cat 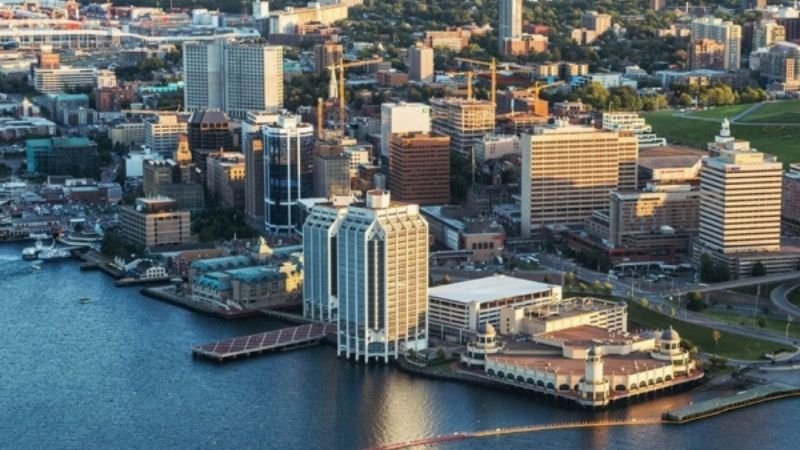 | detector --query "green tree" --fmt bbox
[751,261,767,277]
[564,271,575,286]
